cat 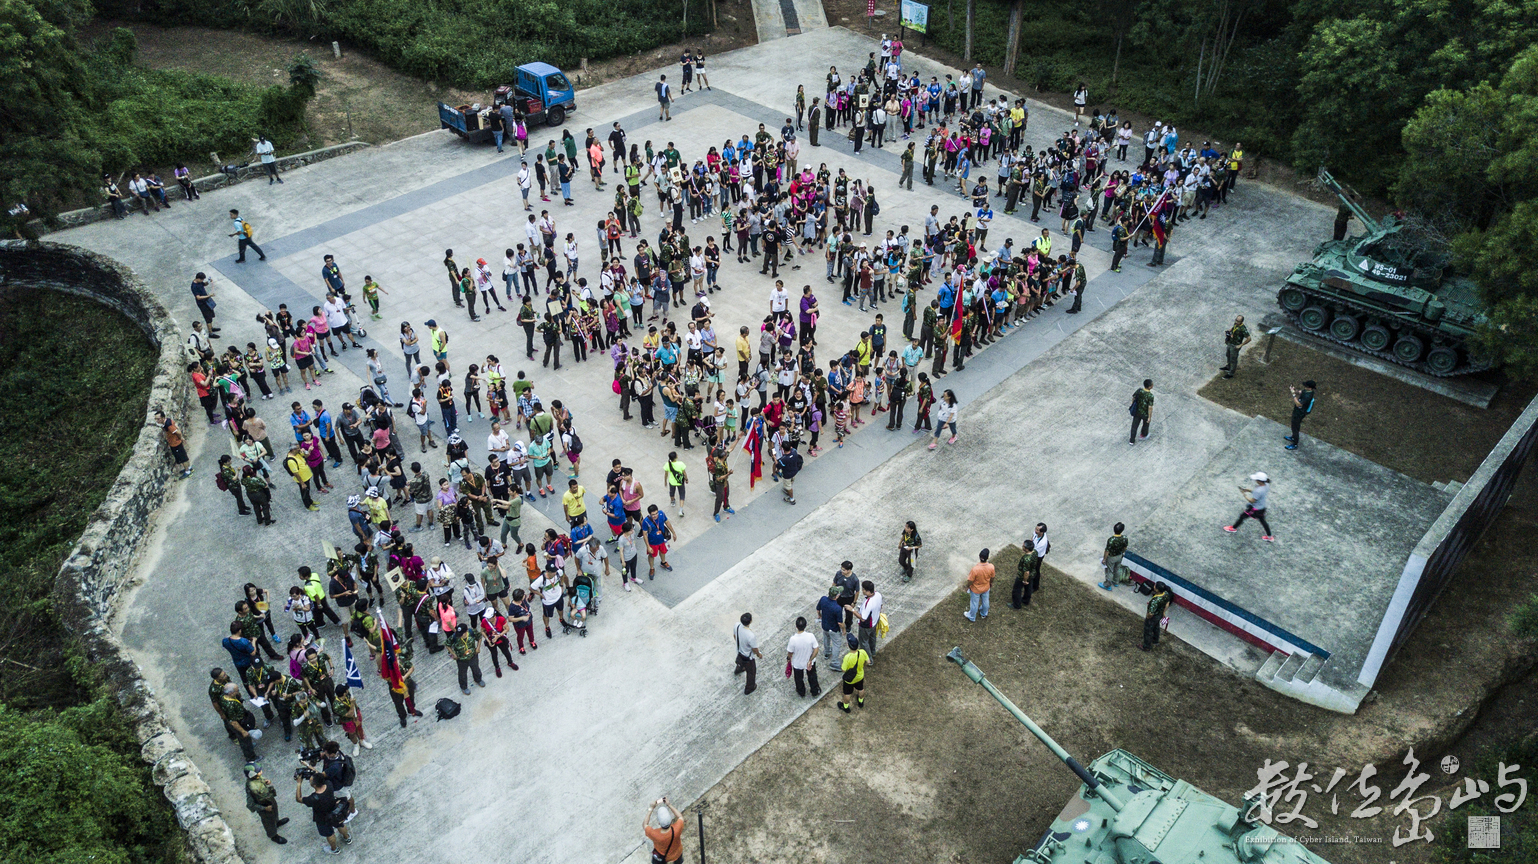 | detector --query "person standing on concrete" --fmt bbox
[856,581,884,659]
[1221,315,1250,379]
[808,98,822,147]
[1099,522,1128,591]
[1224,472,1274,541]
[447,622,486,694]
[733,612,762,695]
[655,74,672,122]
[1141,581,1173,651]
[644,798,686,864]
[816,586,845,664]
[295,772,351,853]
[229,210,266,263]
[1129,379,1154,445]
[244,763,289,844]
[963,548,994,622]
[786,616,821,698]
[1285,380,1316,451]
[897,520,922,582]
